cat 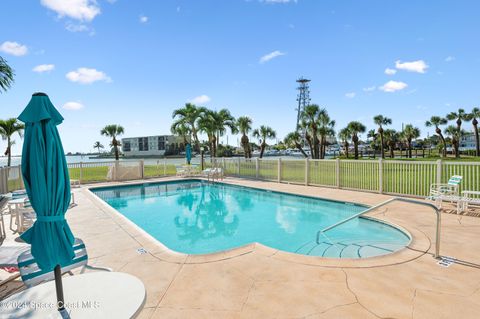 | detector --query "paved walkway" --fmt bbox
[3,177,480,318]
